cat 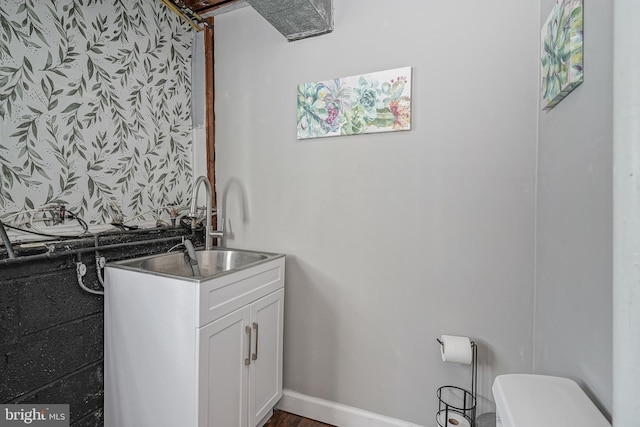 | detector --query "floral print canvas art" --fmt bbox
[541,0,583,110]
[297,67,412,139]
